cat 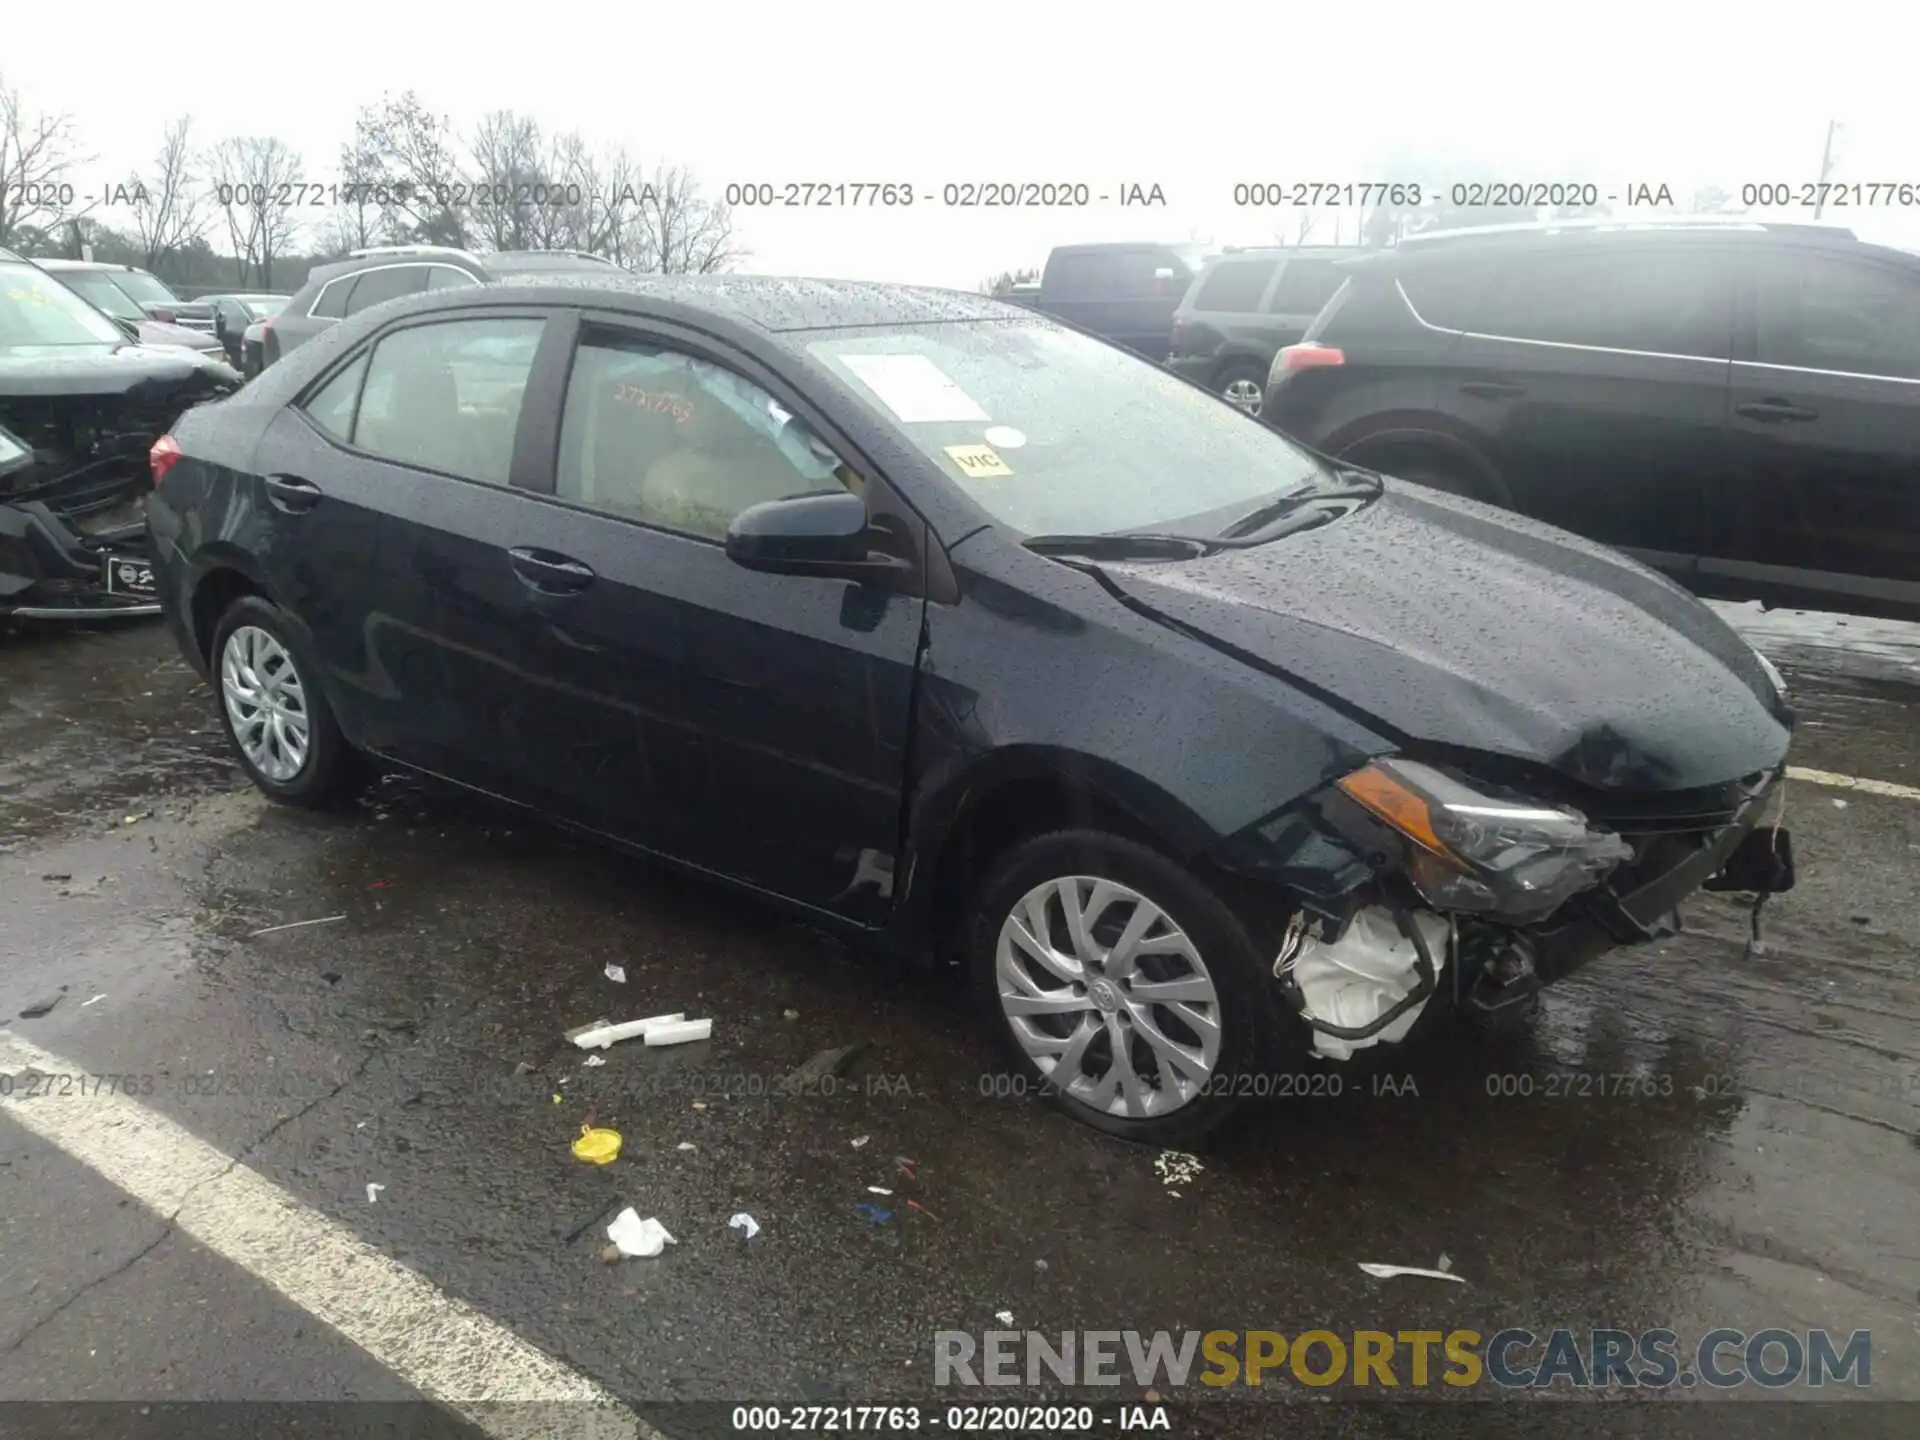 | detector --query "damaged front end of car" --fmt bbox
[0,379,233,622]
[1214,756,1794,1061]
